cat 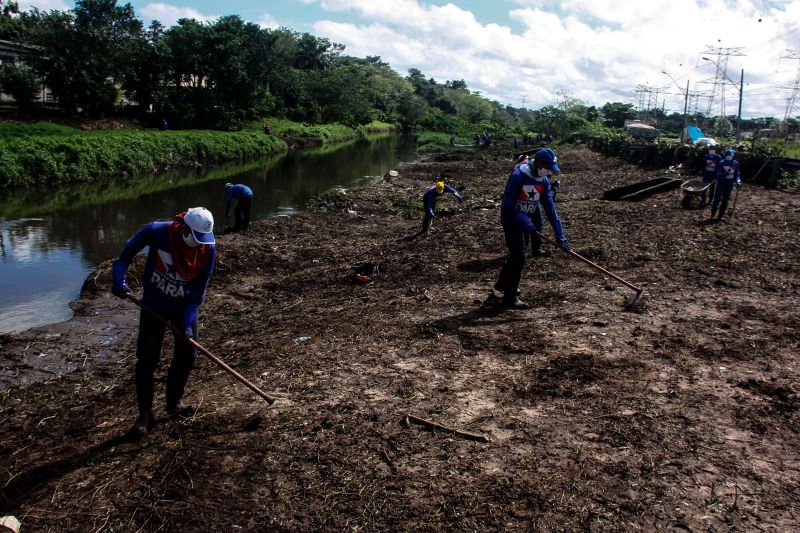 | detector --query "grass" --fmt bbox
[416,132,453,153]
[0,130,287,188]
[0,121,82,138]
[251,118,396,146]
